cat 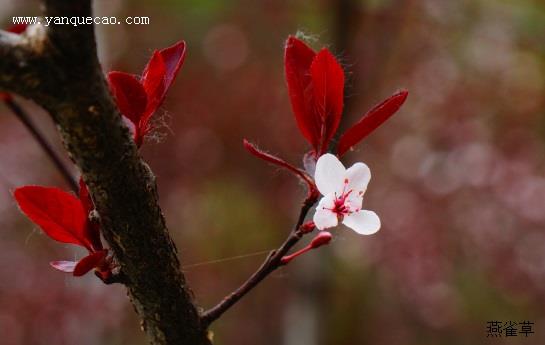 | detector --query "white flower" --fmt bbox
[312,154,380,235]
